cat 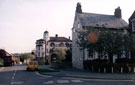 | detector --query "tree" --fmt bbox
[20,53,35,62]
[65,49,72,61]
[55,48,66,61]
[77,27,127,63]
